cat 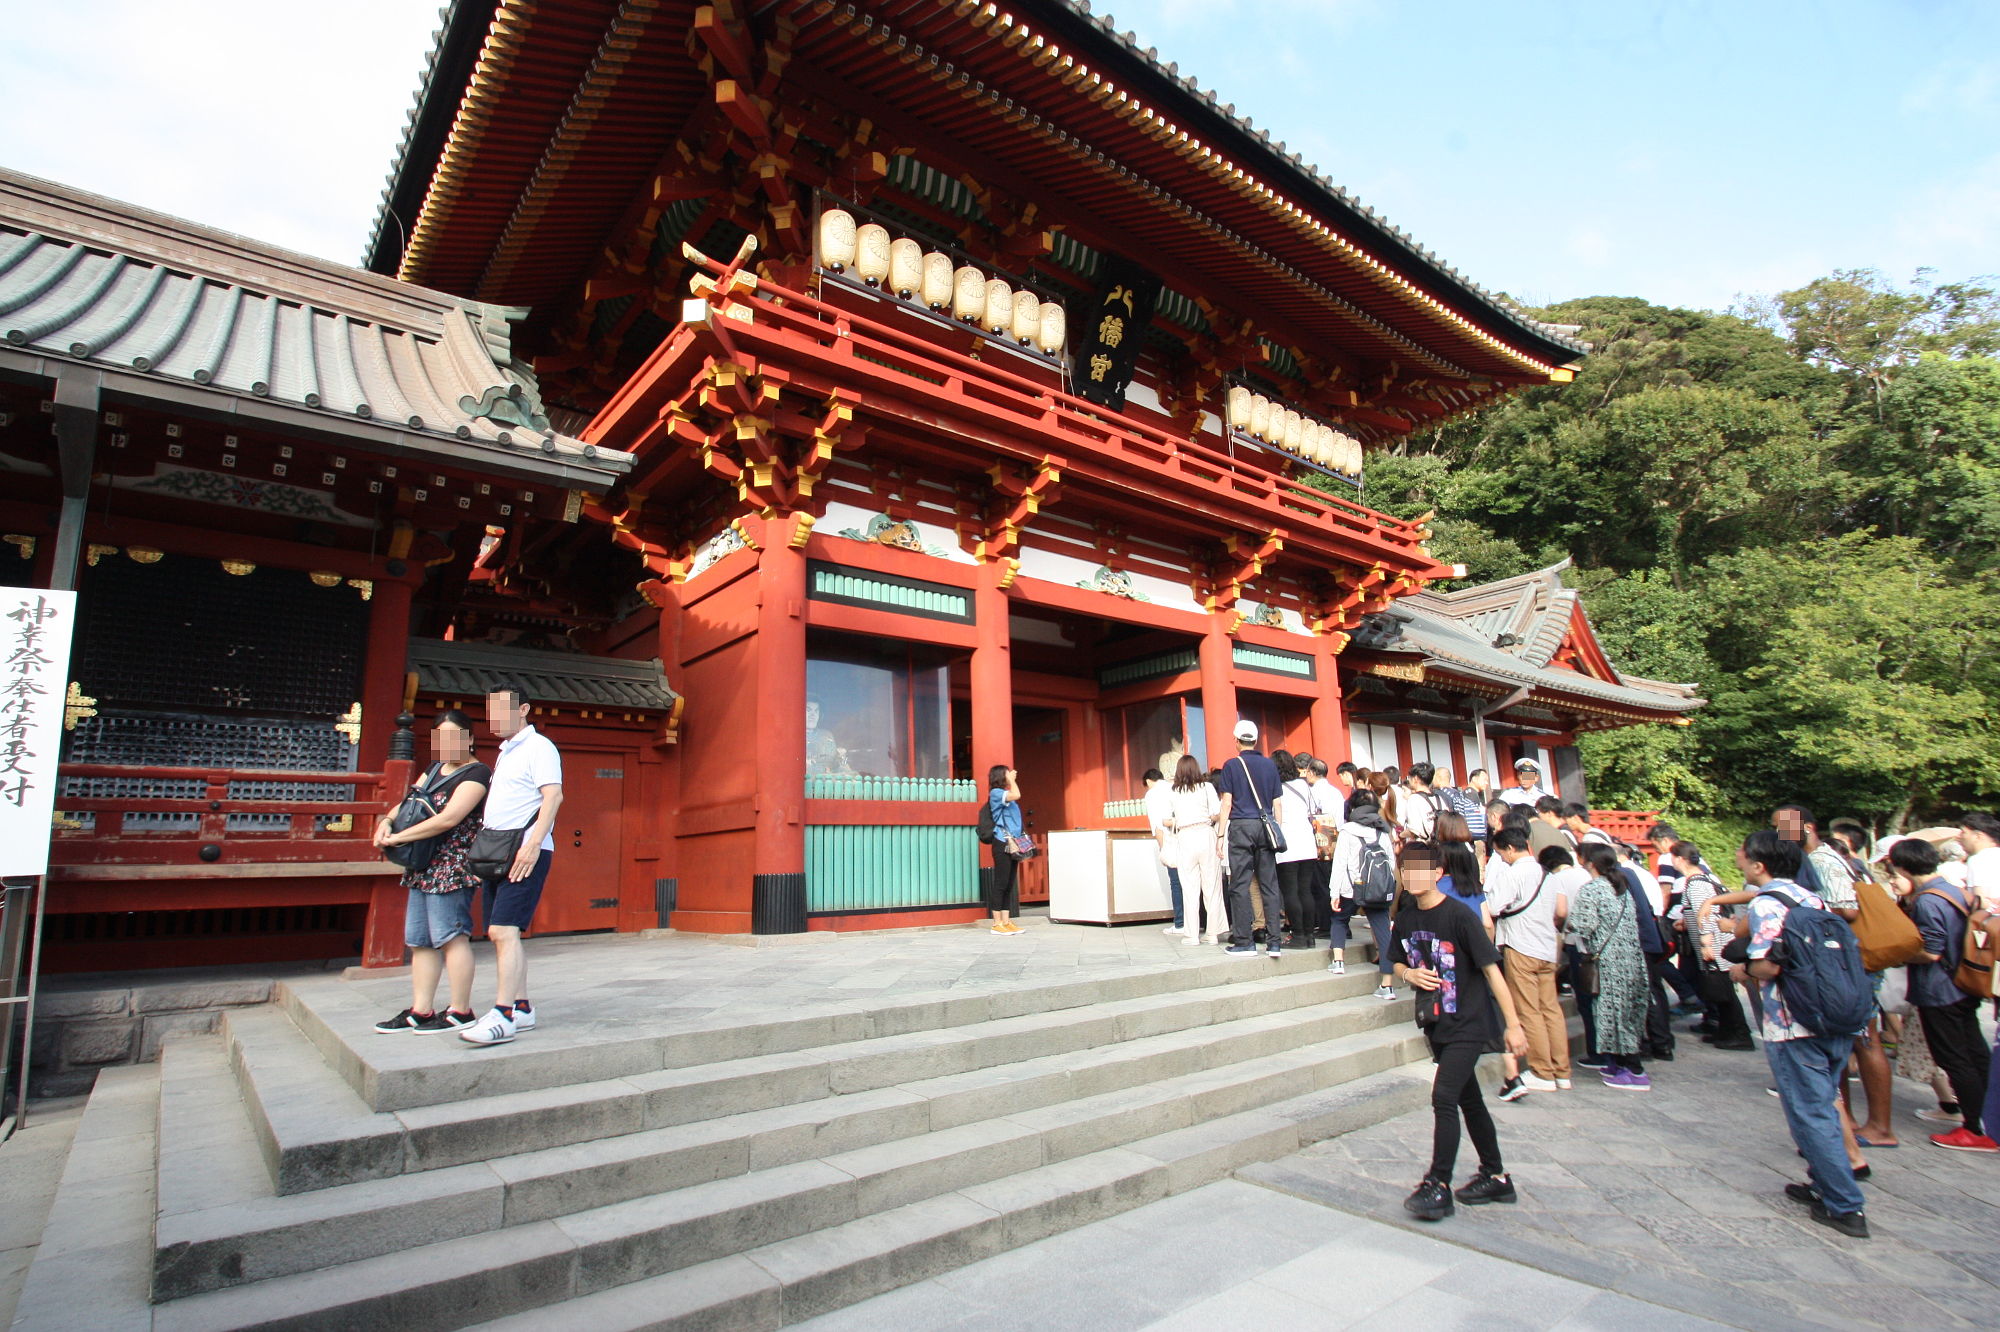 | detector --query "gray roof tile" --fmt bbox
[0,168,631,483]
[407,638,677,712]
